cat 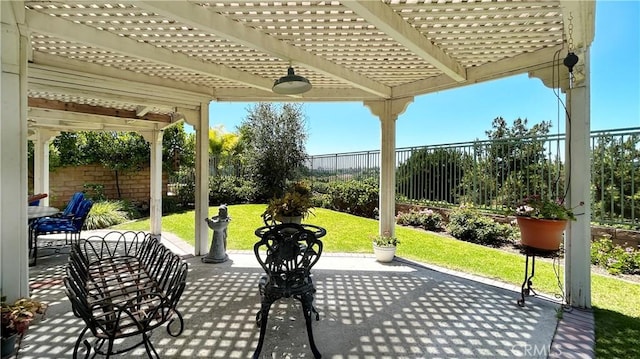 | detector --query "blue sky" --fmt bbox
[208,1,639,155]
